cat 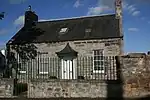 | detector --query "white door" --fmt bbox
[61,59,75,79]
